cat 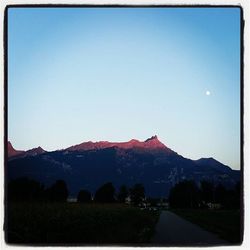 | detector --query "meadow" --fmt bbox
[6,202,159,245]
[172,209,242,244]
